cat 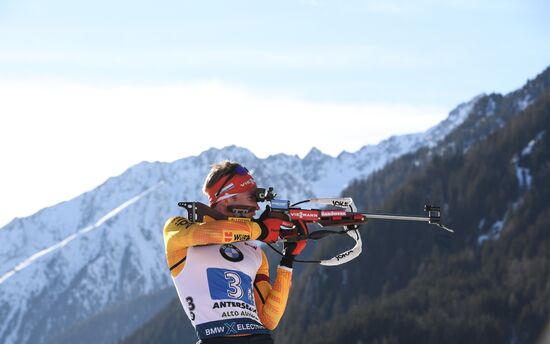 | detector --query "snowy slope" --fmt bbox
[0,92,512,344]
